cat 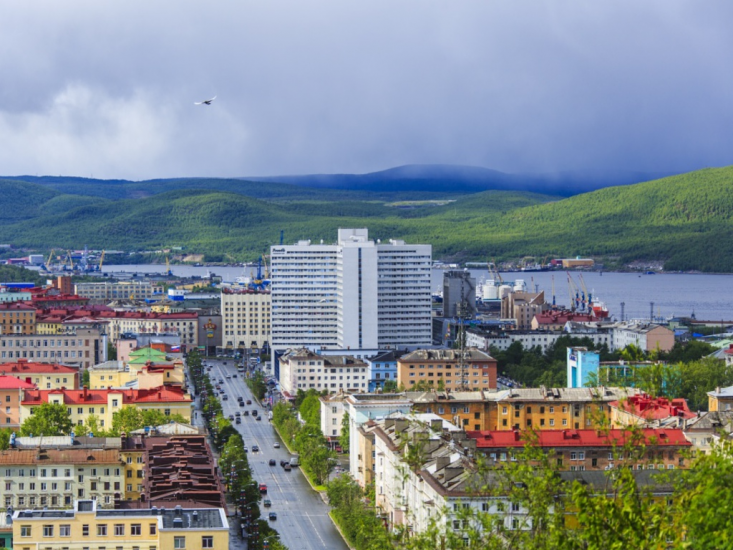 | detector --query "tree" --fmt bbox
[109,406,144,435]
[299,394,321,427]
[76,414,108,437]
[0,428,12,450]
[678,356,733,411]
[339,412,350,452]
[382,379,398,392]
[20,403,73,436]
